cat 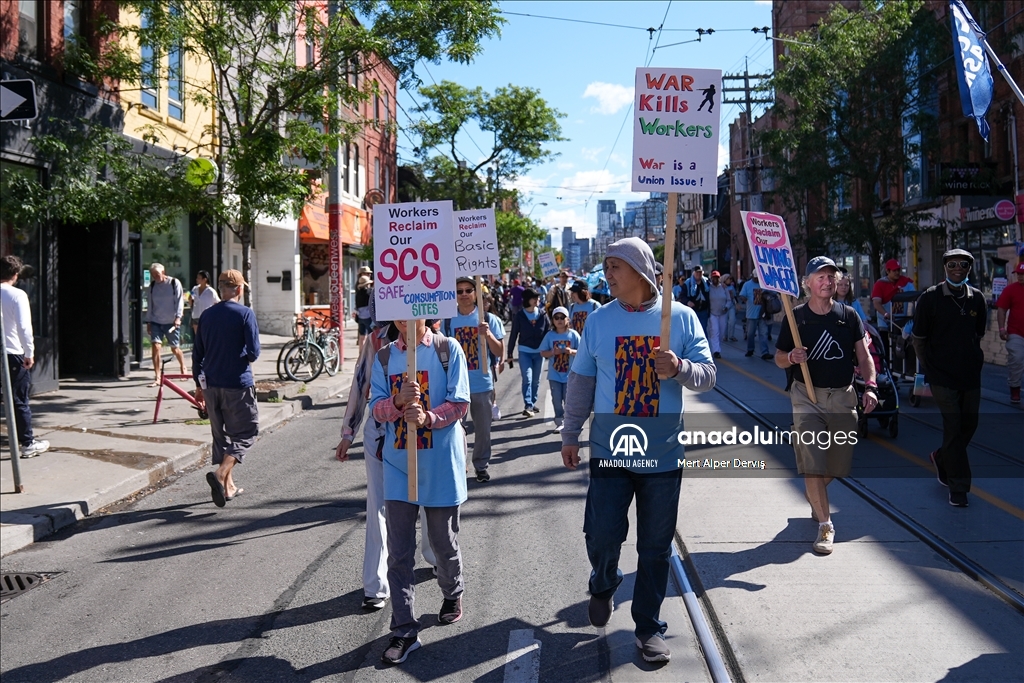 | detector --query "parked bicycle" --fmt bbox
[278,311,340,382]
